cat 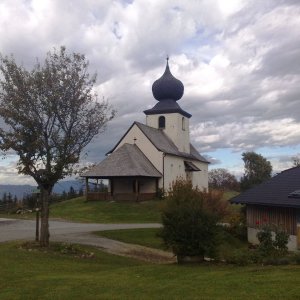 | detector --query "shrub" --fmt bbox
[225,249,252,266]
[256,224,289,257]
[290,253,300,264]
[257,225,274,256]
[227,212,247,240]
[273,227,289,255]
[160,180,227,262]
